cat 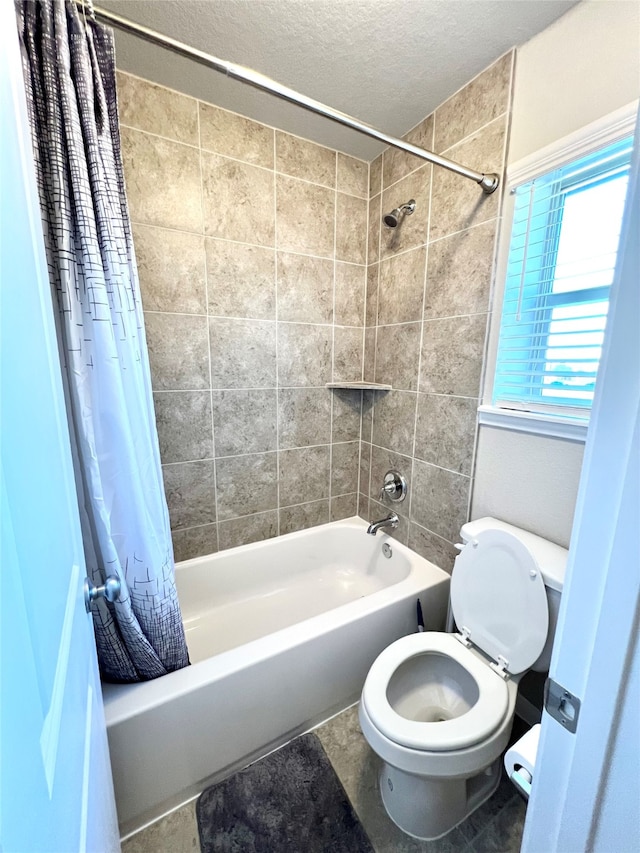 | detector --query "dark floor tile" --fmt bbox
[469,795,526,853]
[317,707,473,853]
[458,771,518,843]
